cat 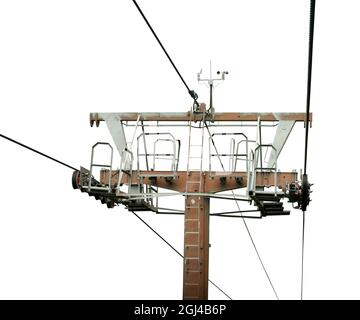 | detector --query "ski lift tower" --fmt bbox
[72,0,316,300]
[72,98,311,299]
